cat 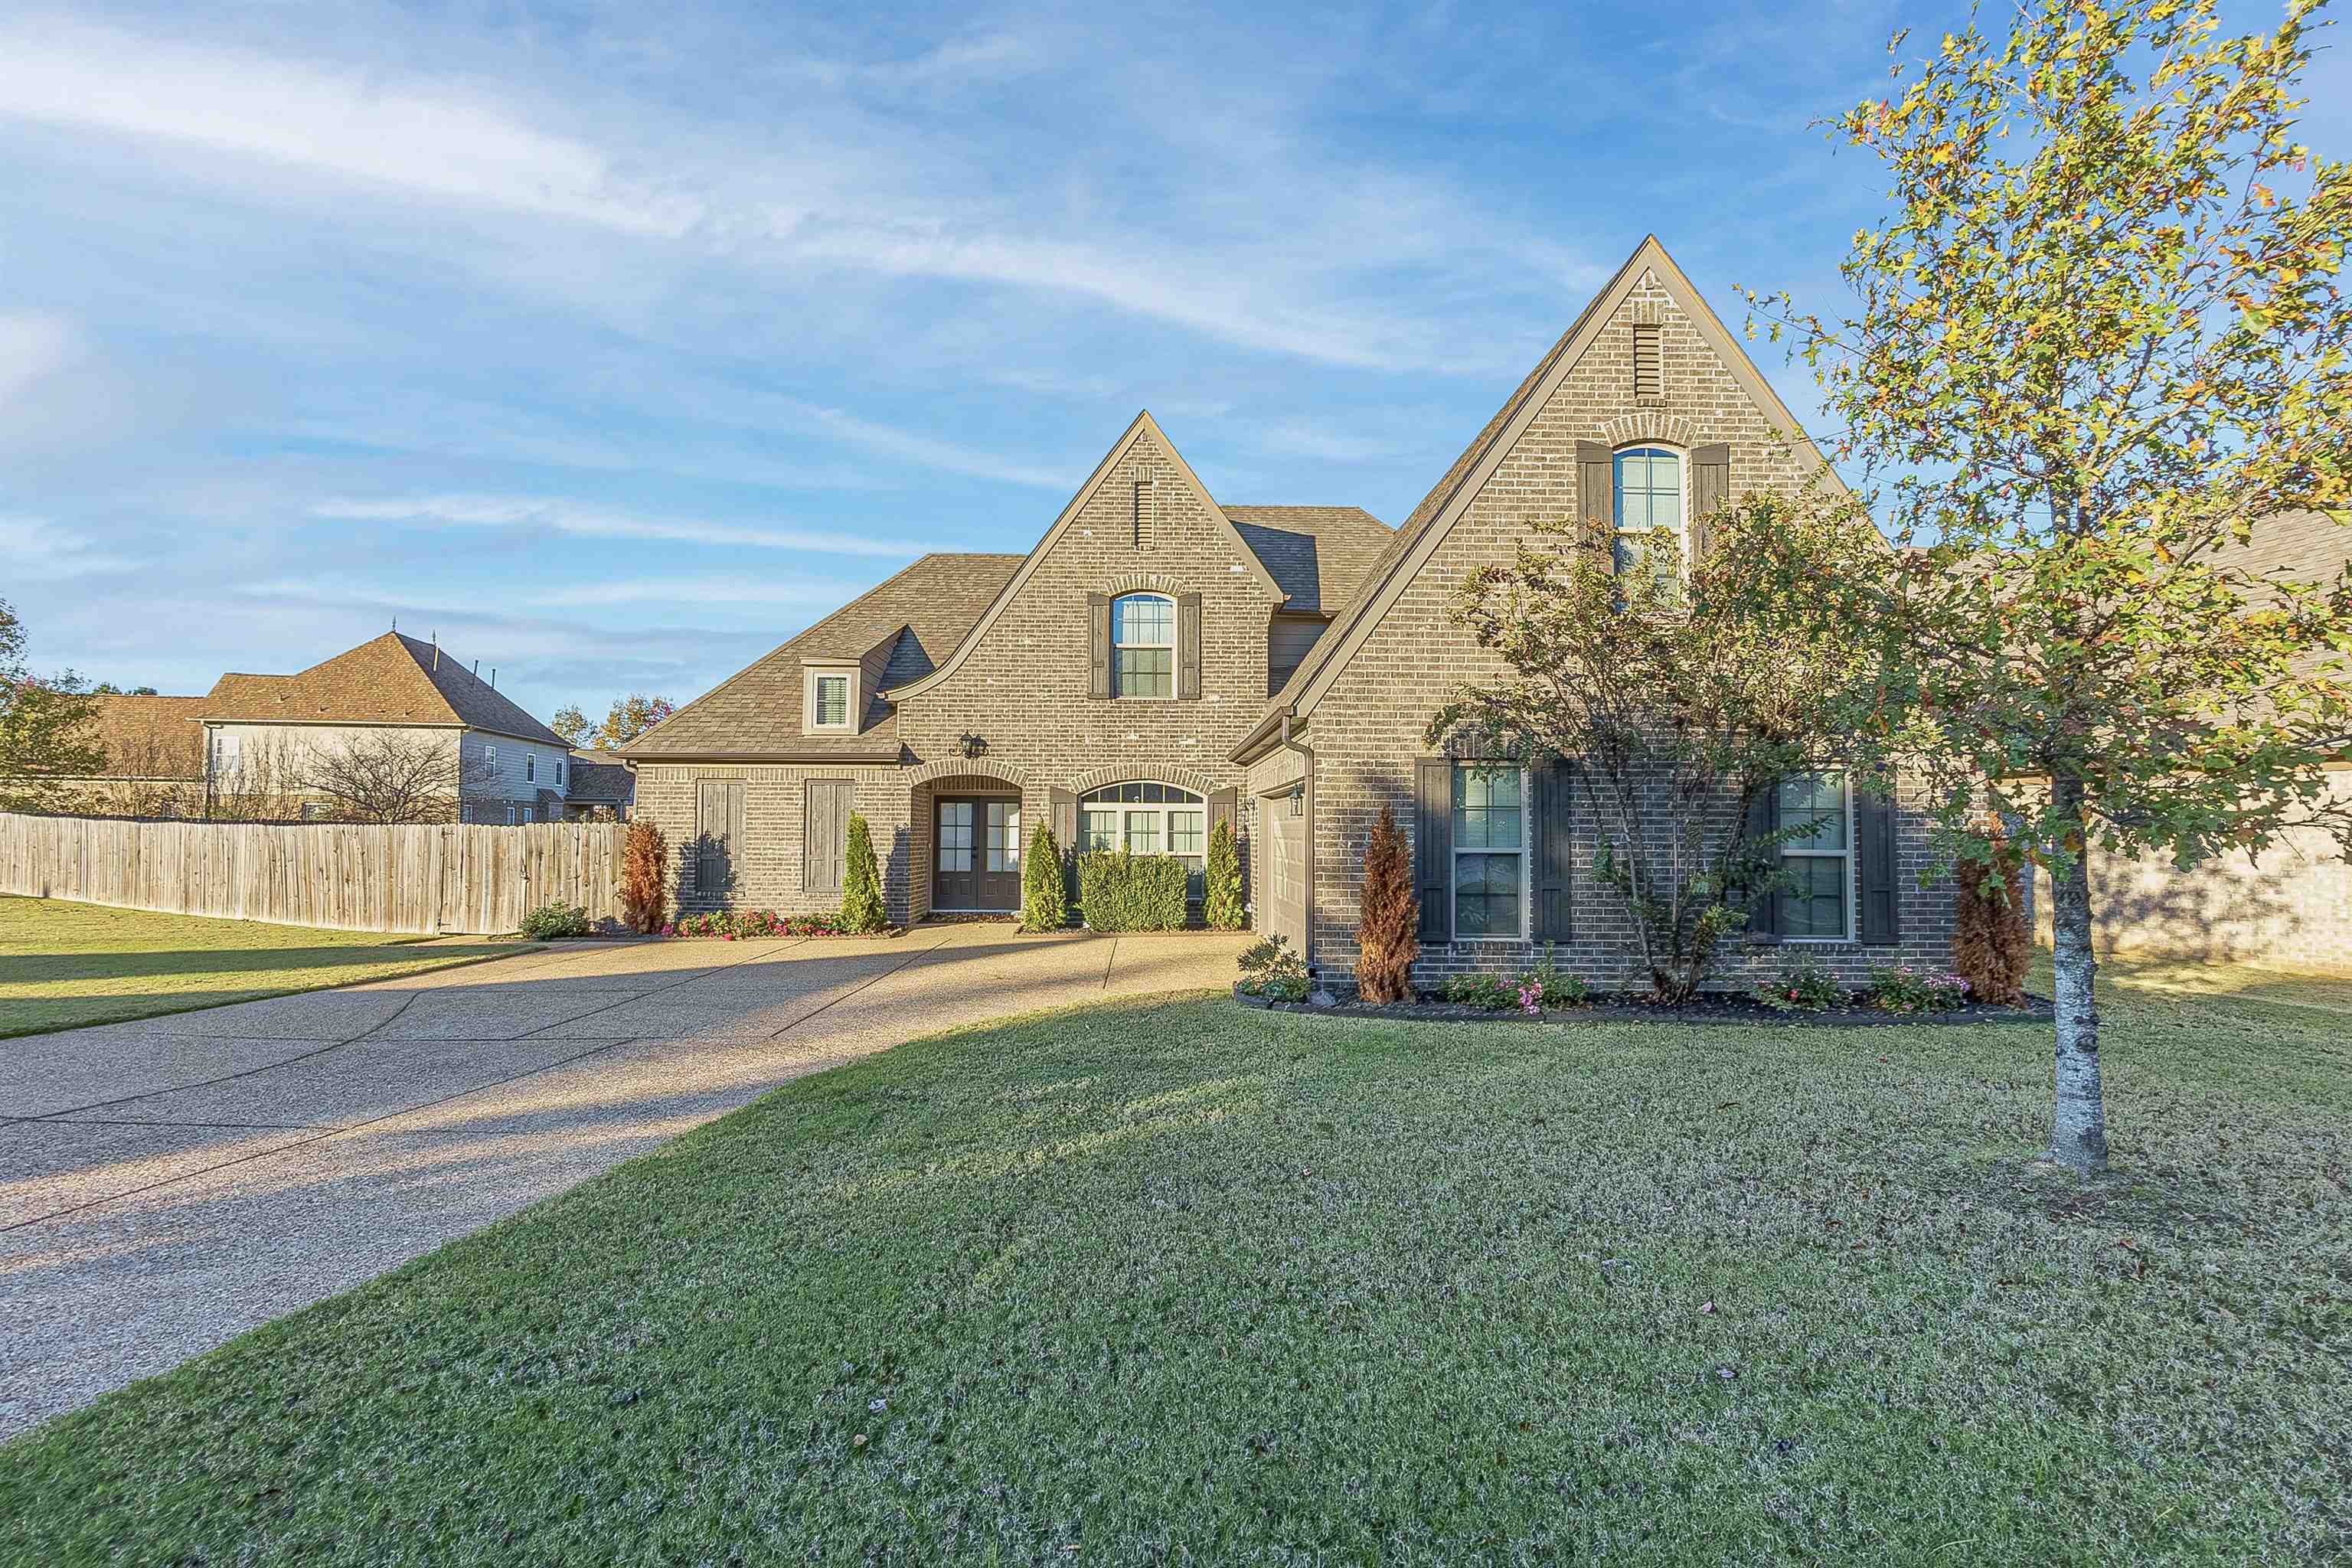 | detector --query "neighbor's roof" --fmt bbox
[621,553,1026,760]
[1225,506,1395,614]
[77,694,210,779]
[194,631,568,747]
[564,750,636,803]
